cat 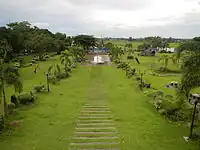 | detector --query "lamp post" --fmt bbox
[188,94,200,138]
